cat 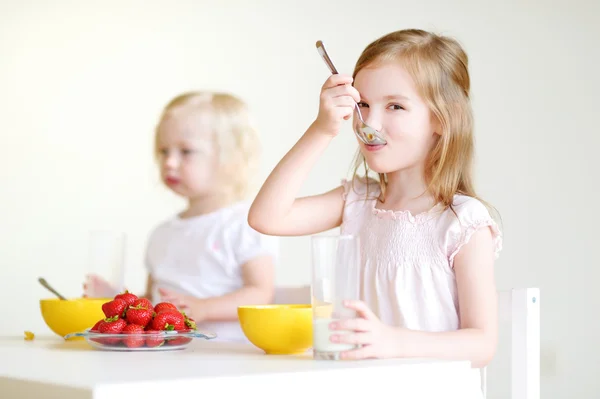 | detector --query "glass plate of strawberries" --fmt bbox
[64,329,216,351]
[63,291,217,351]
